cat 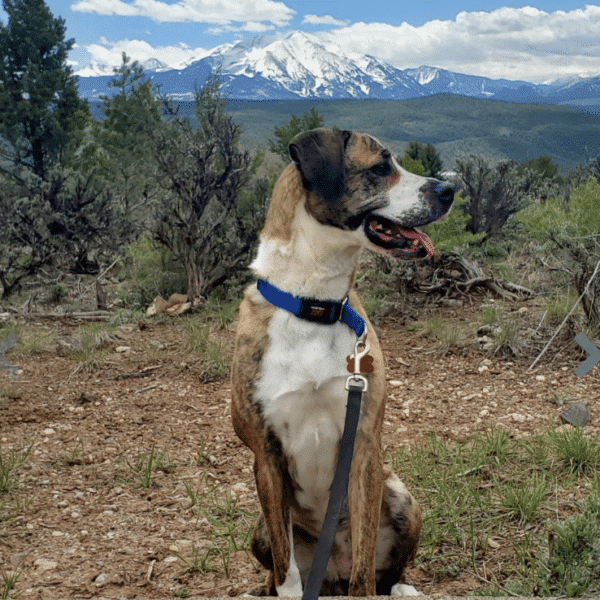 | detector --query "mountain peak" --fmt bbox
[76,31,600,112]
